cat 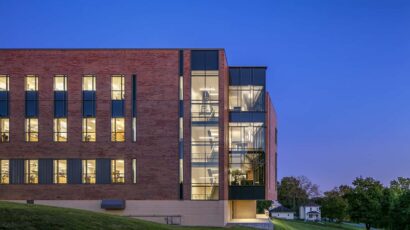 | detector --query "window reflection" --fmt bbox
[82,160,96,184]
[111,159,125,183]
